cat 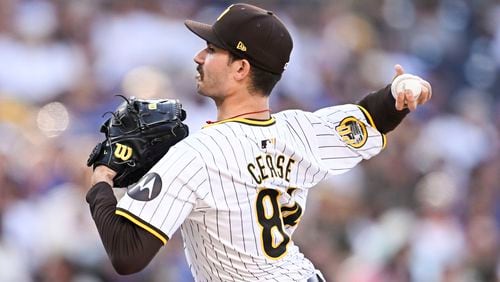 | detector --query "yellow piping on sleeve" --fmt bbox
[357,105,387,149]
[115,209,168,245]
